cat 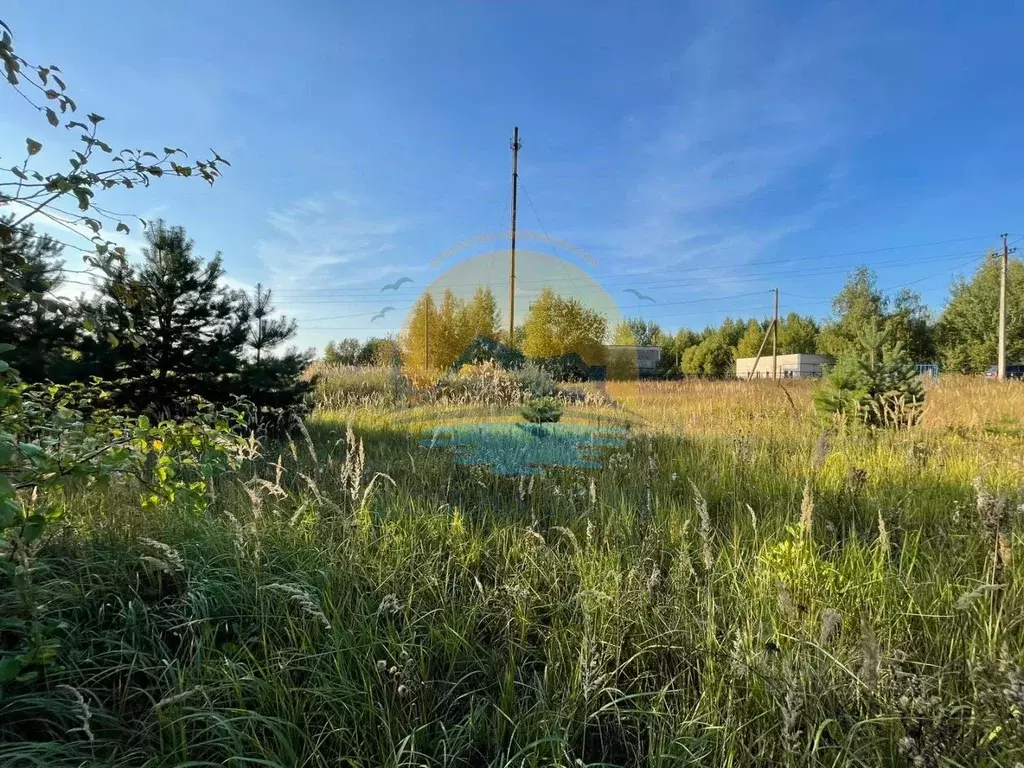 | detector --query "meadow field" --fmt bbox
[4,371,1024,767]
